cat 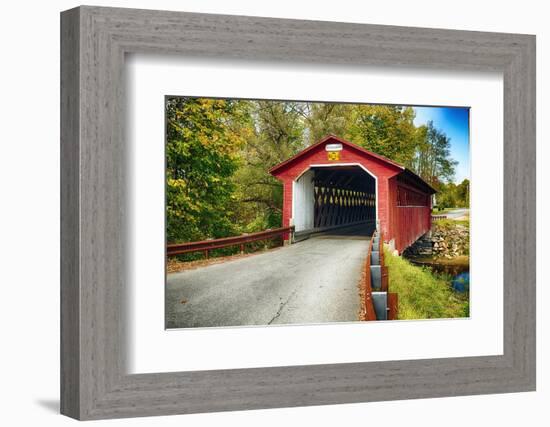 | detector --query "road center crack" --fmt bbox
[267,288,299,325]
